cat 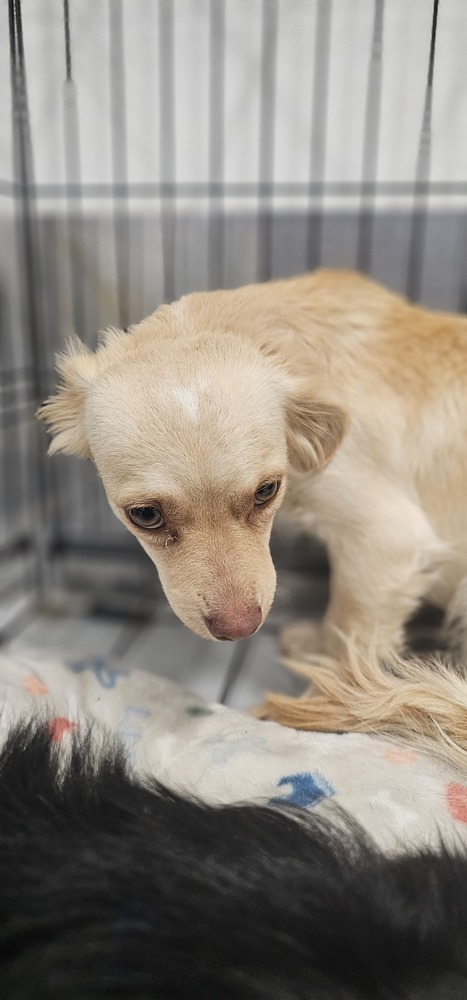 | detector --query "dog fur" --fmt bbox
[260,637,467,773]
[37,270,467,766]
[37,269,467,656]
[2,719,467,999]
